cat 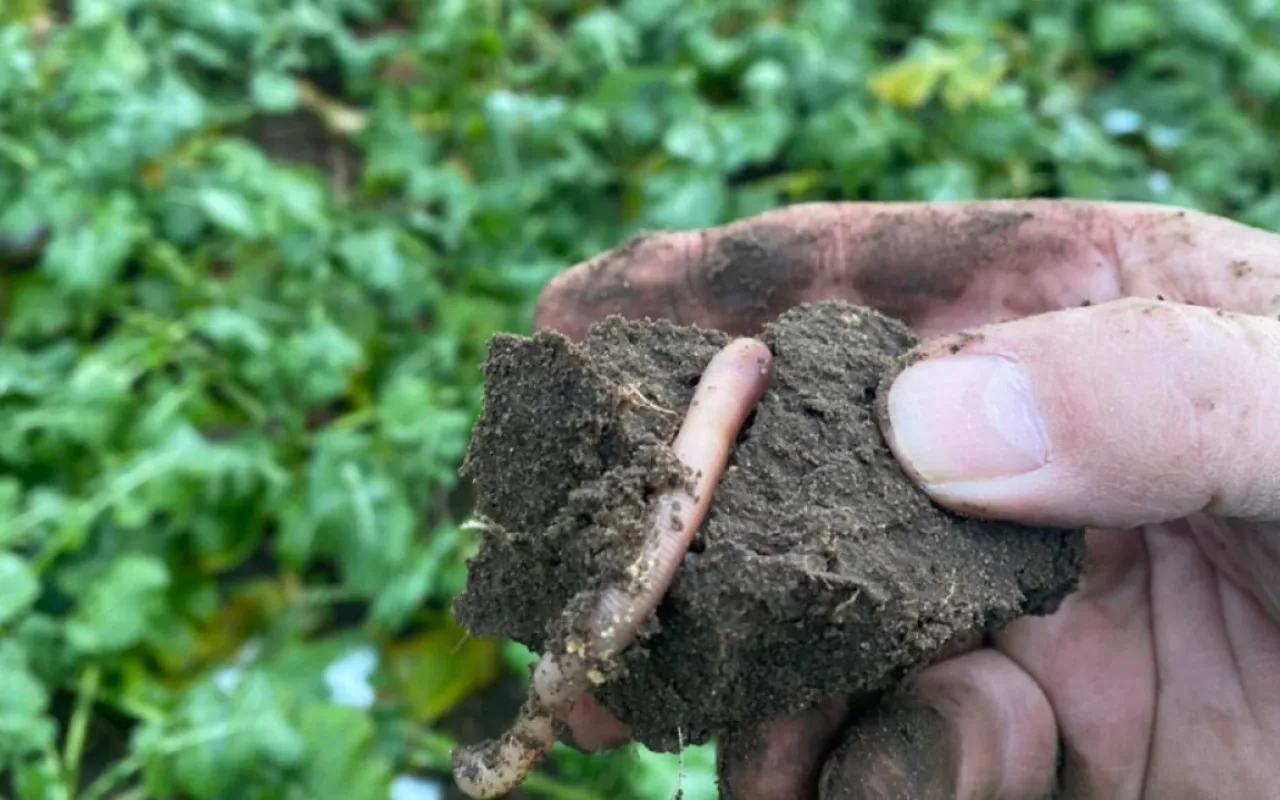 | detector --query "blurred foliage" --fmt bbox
[0,0,1277,797]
